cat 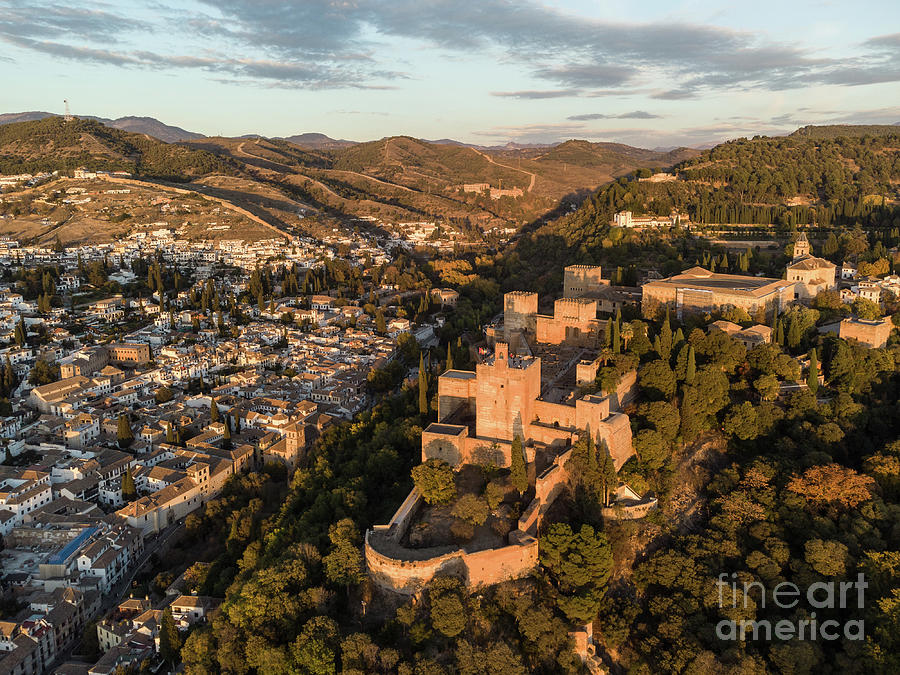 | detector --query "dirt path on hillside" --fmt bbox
[470,148,536,192]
